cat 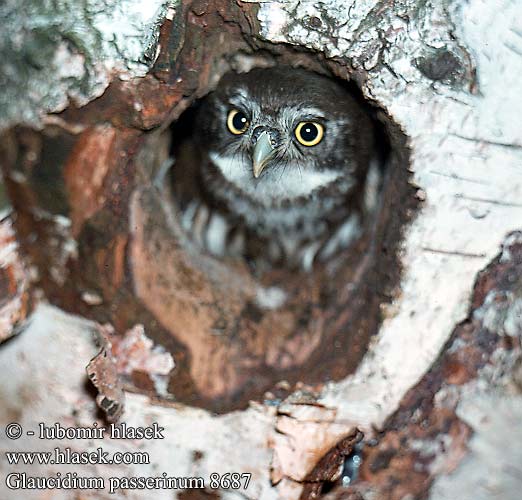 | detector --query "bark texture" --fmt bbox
[1,0,521,499]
